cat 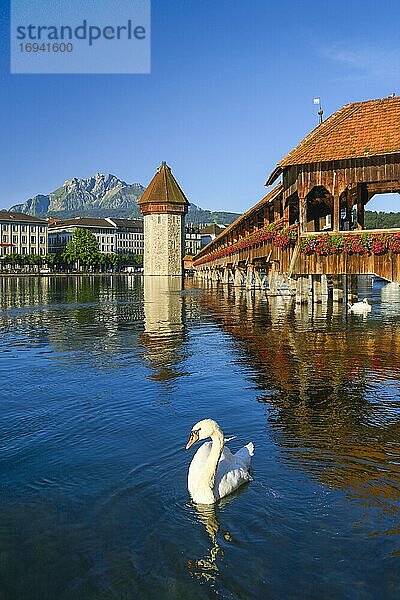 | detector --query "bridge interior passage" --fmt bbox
[193,97,400,295]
